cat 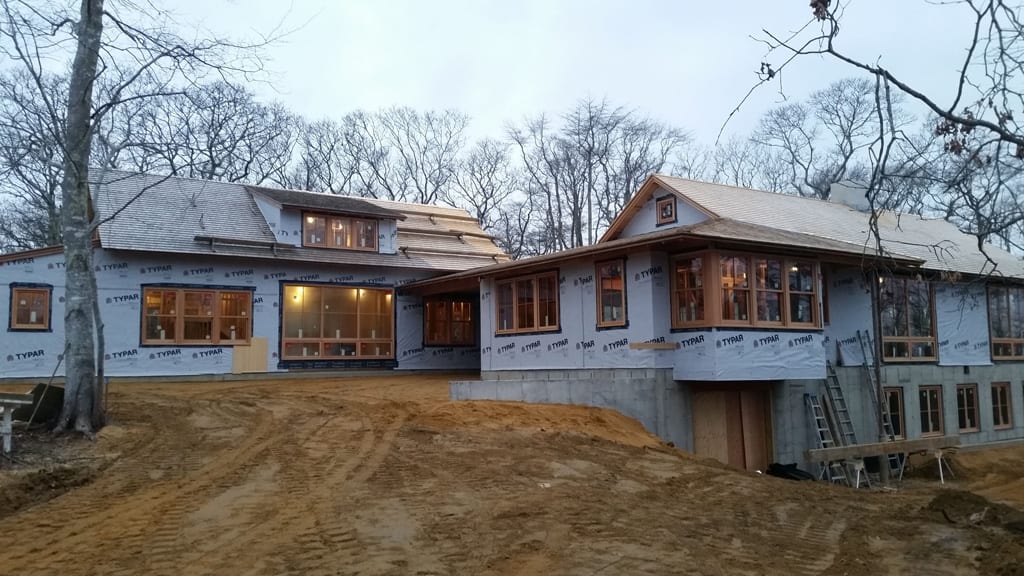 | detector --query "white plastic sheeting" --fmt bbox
[671,329,826,381]
[0,248,471,378]
[823,267,874,366]
[934,282,992,366]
